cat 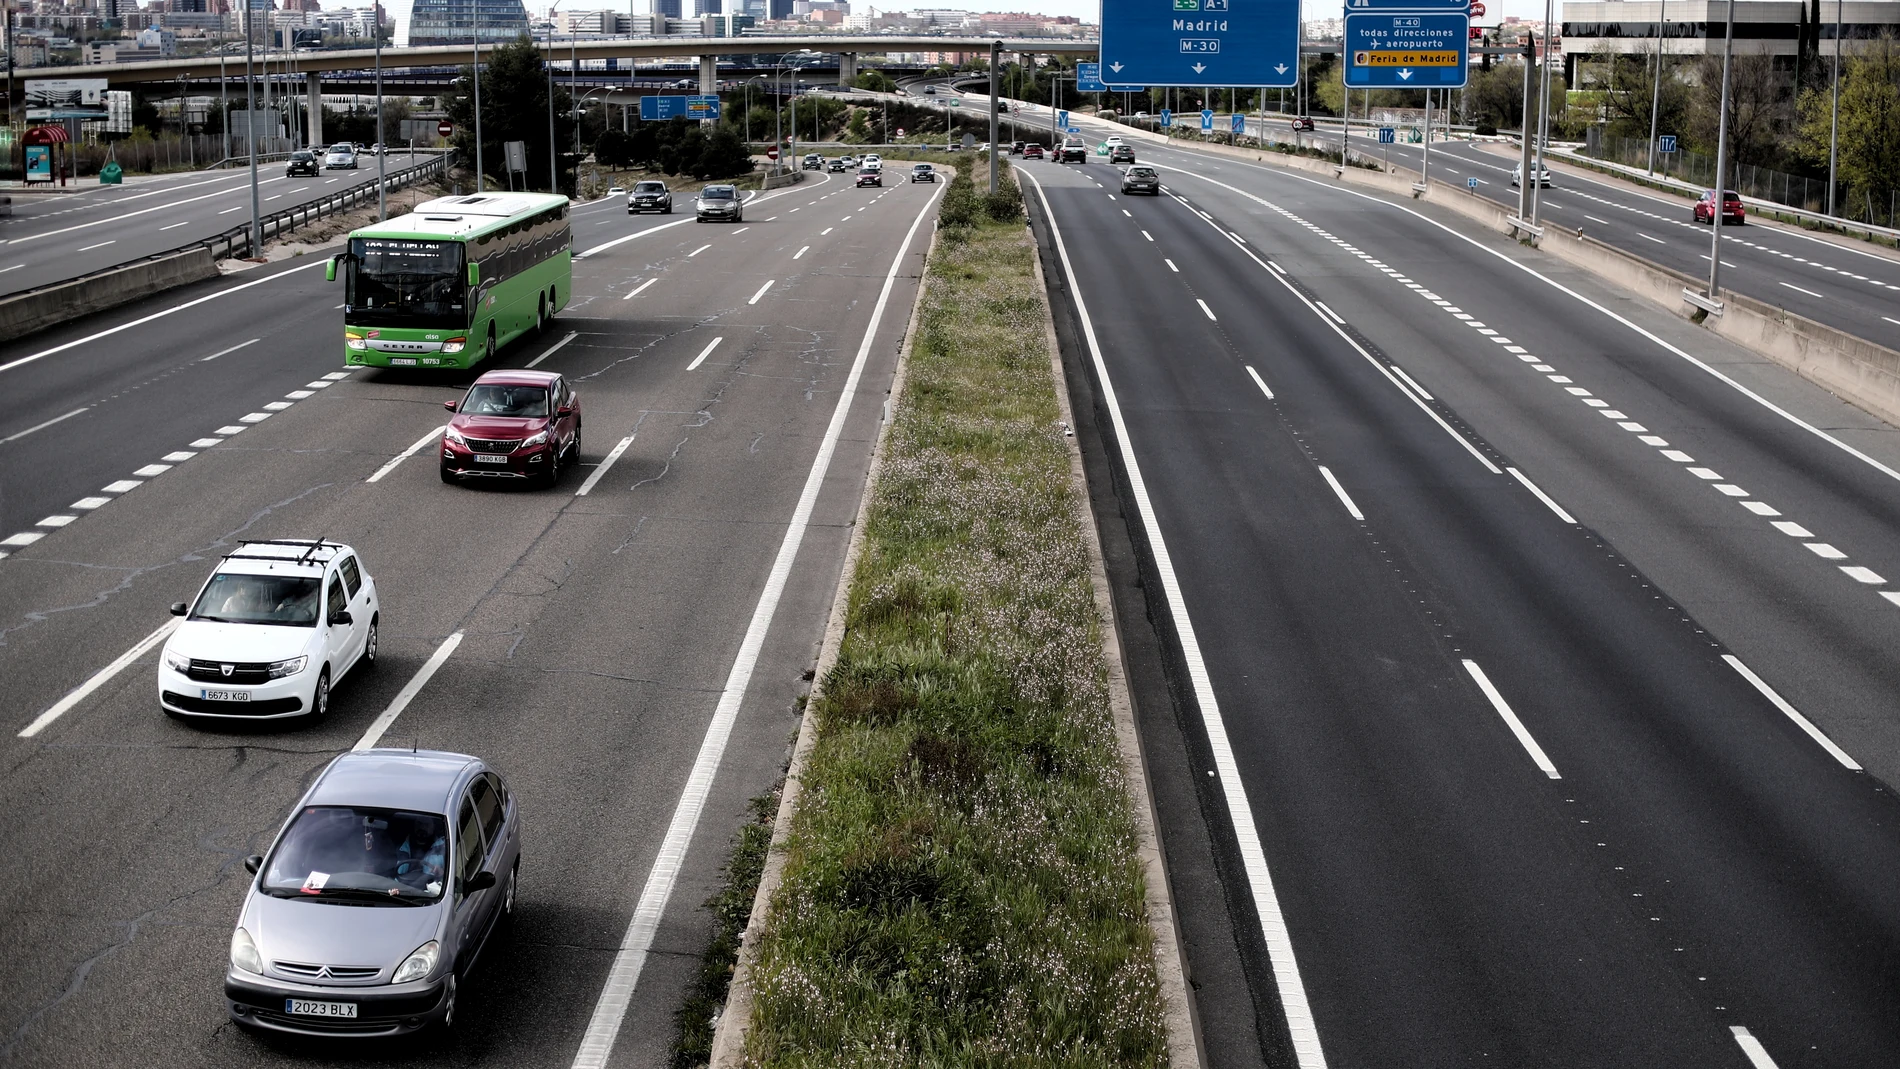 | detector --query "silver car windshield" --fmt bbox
[191,573,321,626]
[701,187,735,201]
[262,806,449,905]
